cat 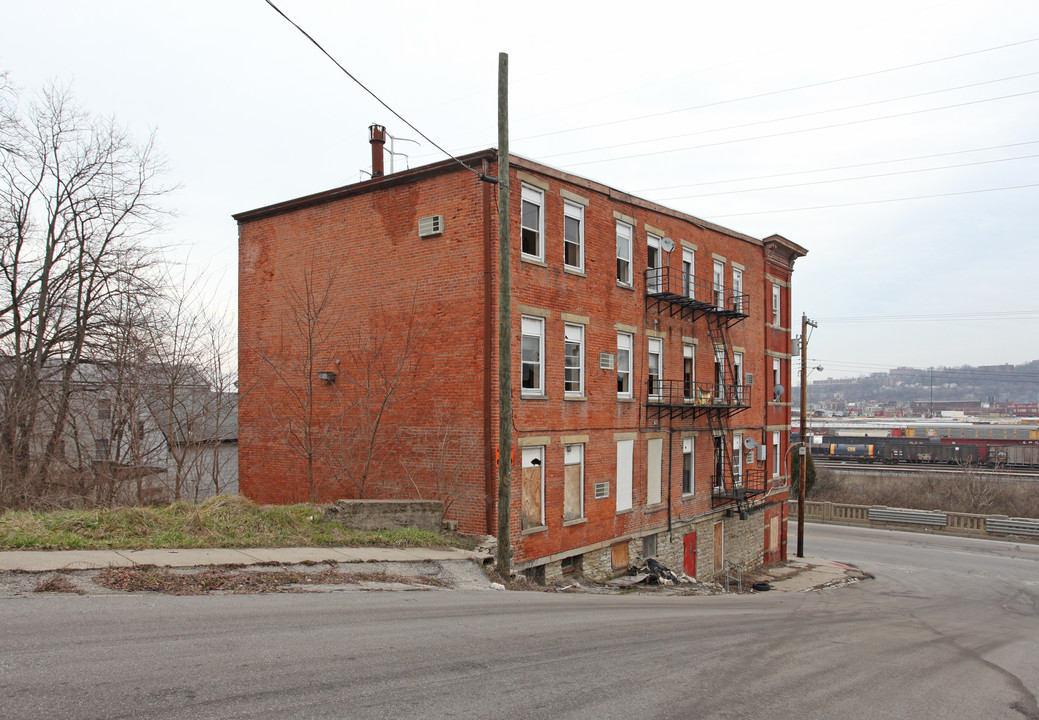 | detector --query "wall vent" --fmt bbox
[594,482,610,500]
[418,215,444,238]
[745,373,754,386]
[599,352,615,370]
